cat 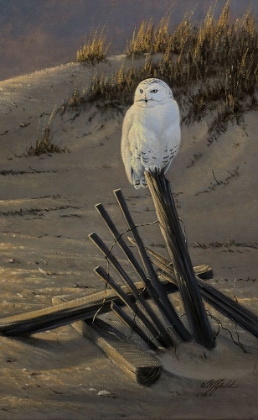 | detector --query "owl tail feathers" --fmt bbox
[130,168,166,189]
[131,171,147,189]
